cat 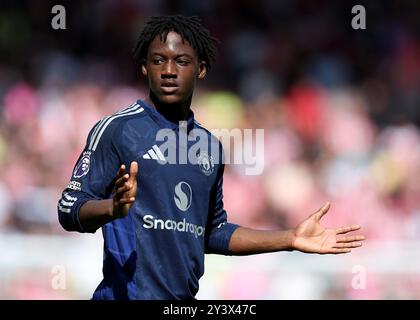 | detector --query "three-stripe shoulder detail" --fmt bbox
[88,103,144,151]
